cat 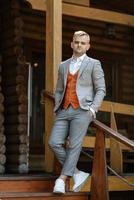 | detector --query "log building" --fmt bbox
[0,0,134,199]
